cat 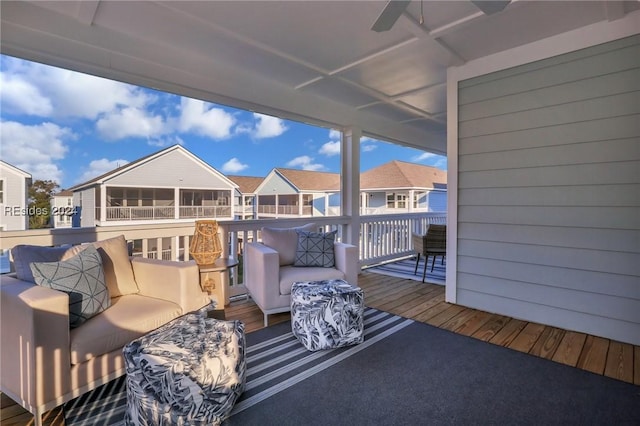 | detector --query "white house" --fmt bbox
[0,160,32,231]
[226,175,263,220]
[50,190,75,228]
[68,145,239,227]
[360,160,447,214]
[254,168,341,218]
